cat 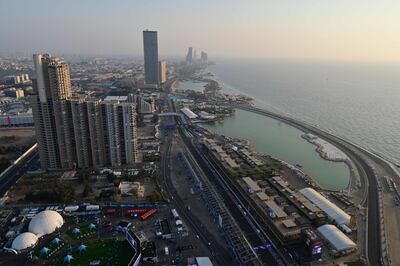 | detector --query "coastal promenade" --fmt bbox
[229,104,396,266]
